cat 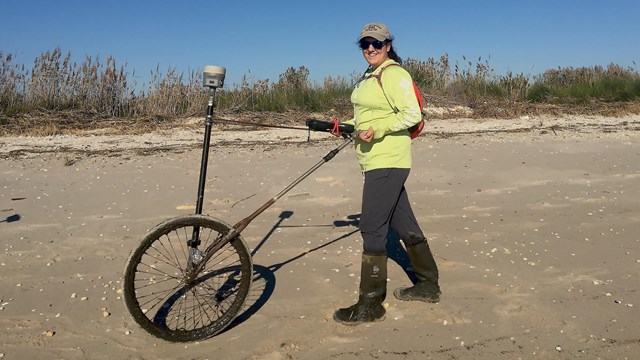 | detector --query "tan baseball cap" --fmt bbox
[358,23,391,41]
